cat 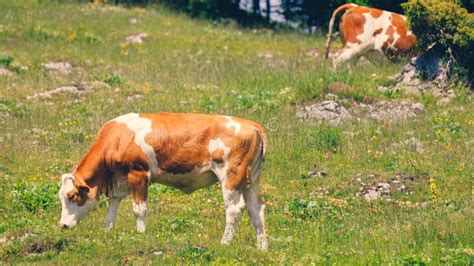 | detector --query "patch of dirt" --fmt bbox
[296,99,425,125]
[327,82,350,95]
[25,238,72,254]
